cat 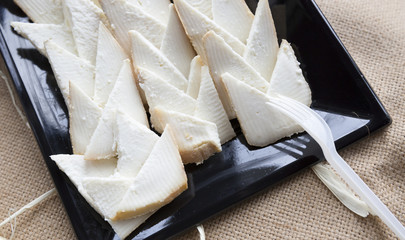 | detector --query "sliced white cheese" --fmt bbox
[11,22,76,56]
[212,0,254,43]
[85,60,148,160]
[14,0,64,24]
[160,4,196,78]
[113,125,188,220]
[184,0,213,18]
[195,66,235,144]
[100,0,166,51]
[186,55,203,99]
[63,0,107,65]
[107,214,154,240]
[137,67,197,132]
[115,111,159,178]
[267,40,312,106]
[154,107,221,164]
[44,41,94,105]
[68,81,103,154]
[222,73,302,147]
[173,0,245,63]
[93,22,128,107]
[129,30,188,92]
[126,0,171,26]
[244,0,278,81]
[203,31,269,119]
